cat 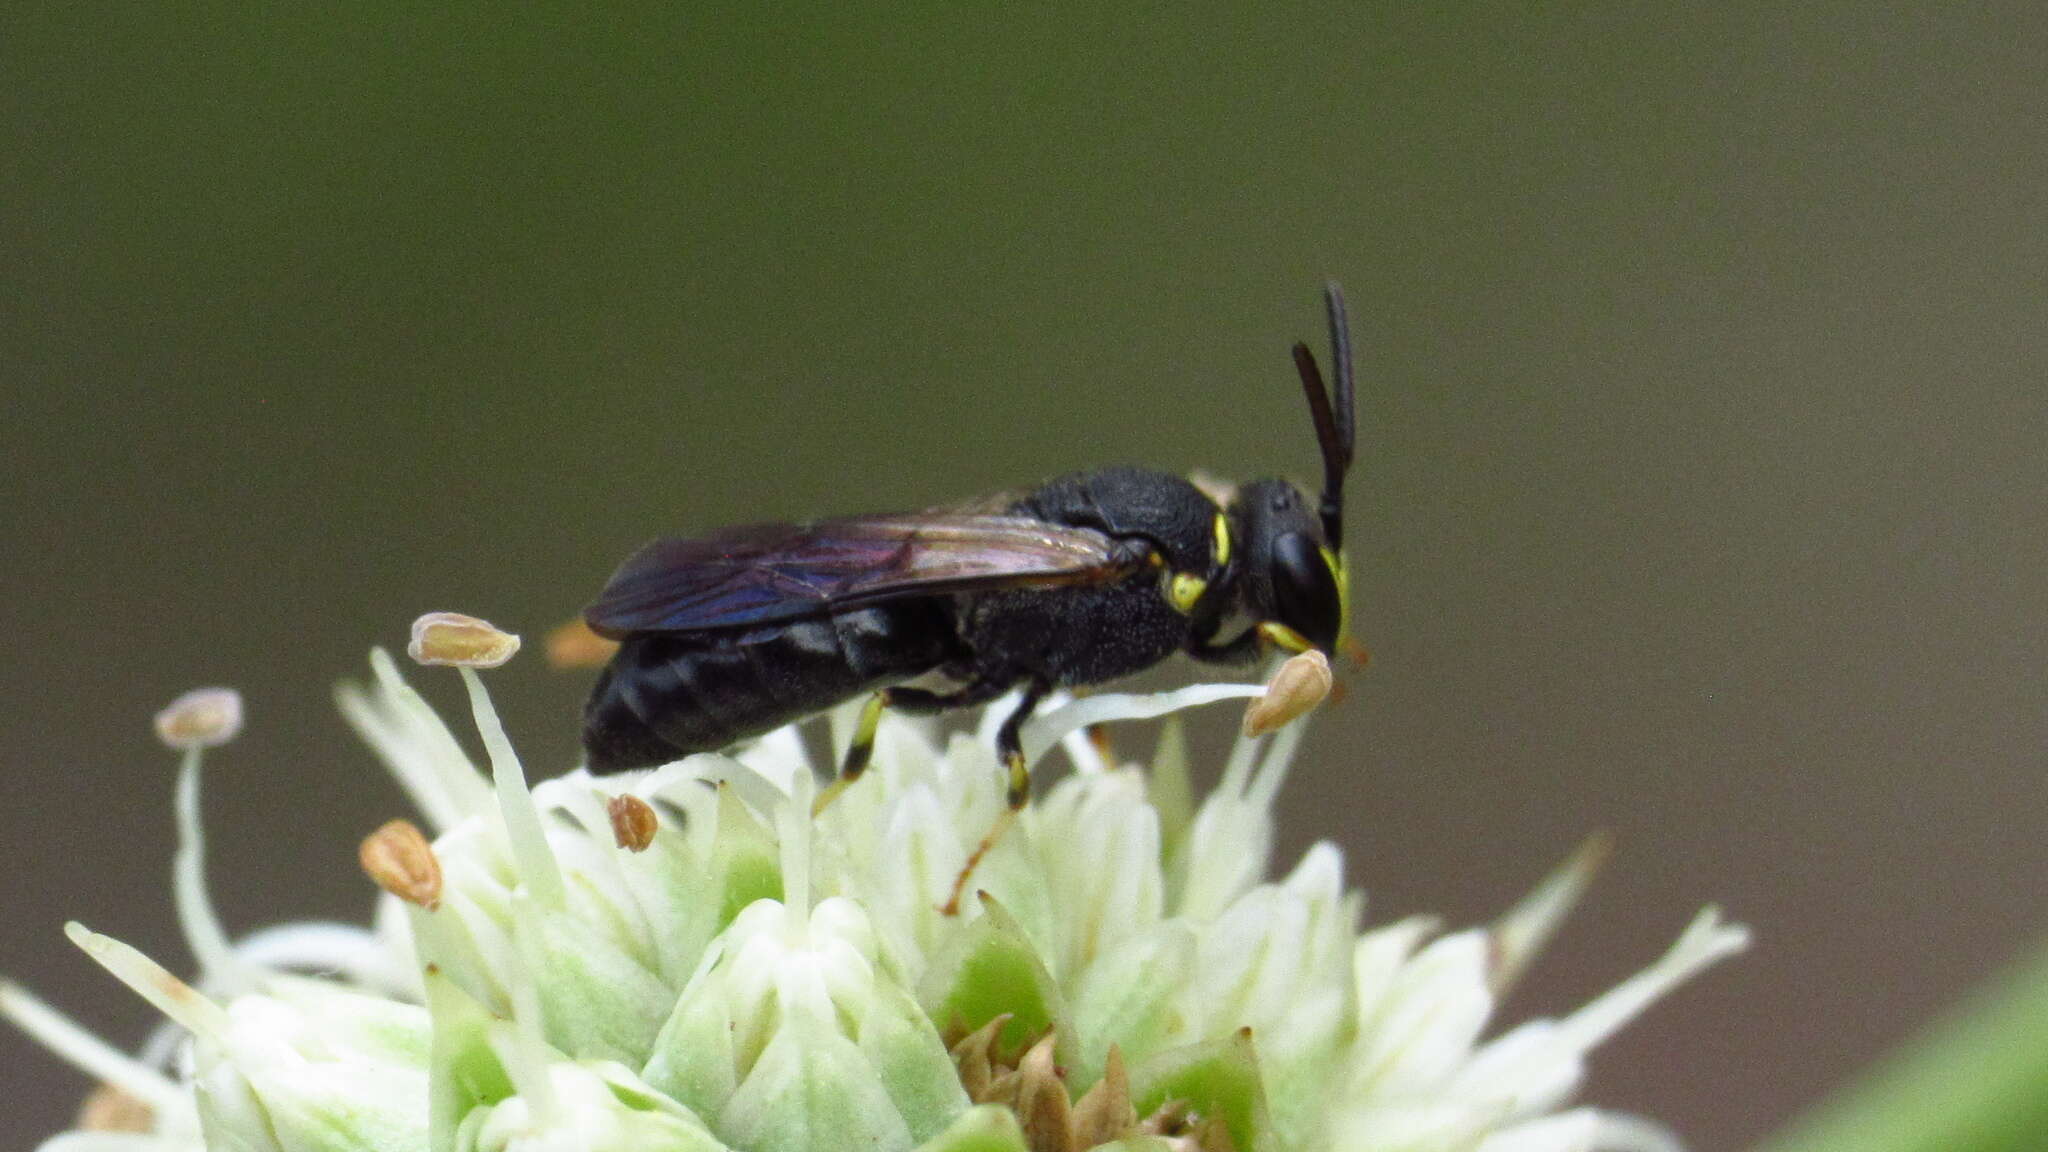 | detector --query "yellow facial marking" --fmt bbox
[1211,512,1232,568]
[1167,572,1208,614]
[1257,621,1315,654]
